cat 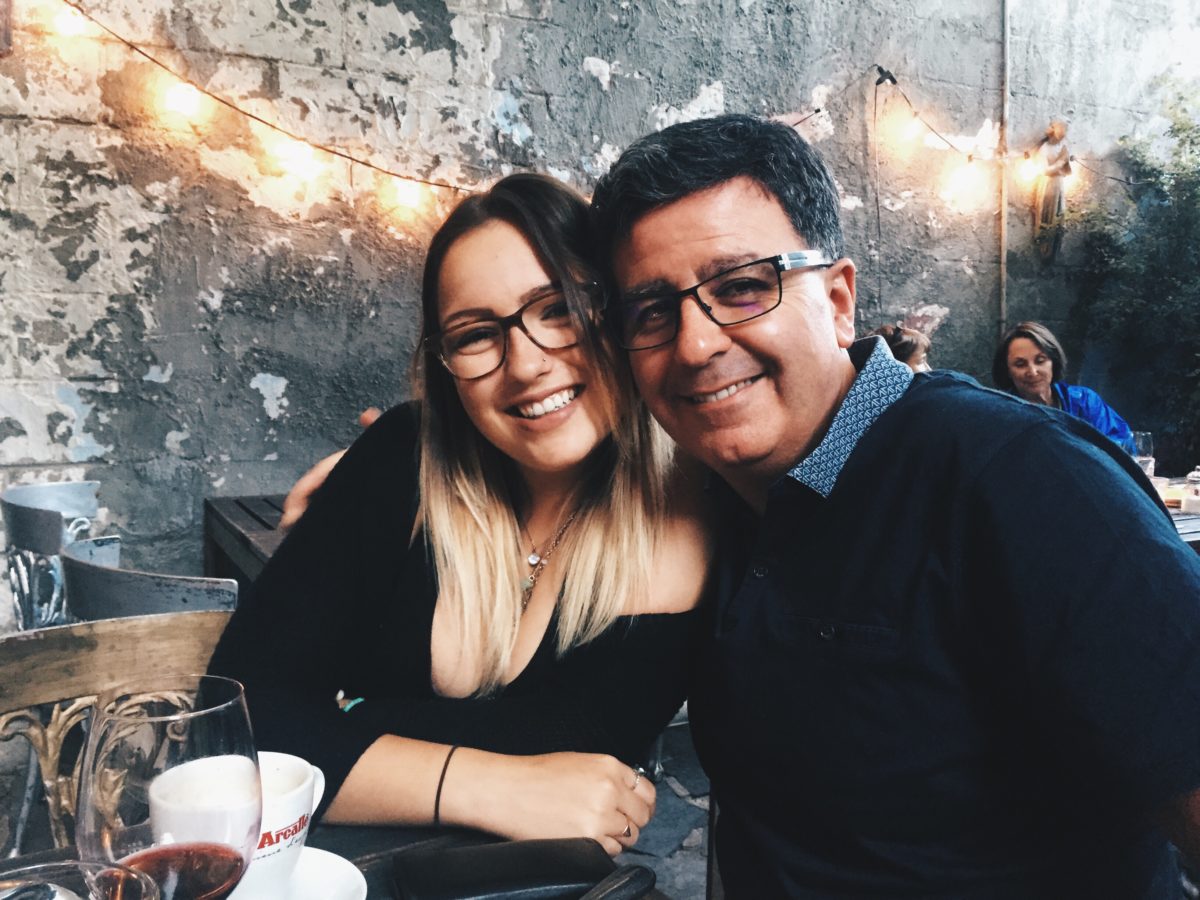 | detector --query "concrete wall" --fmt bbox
[2,0,1197,624]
